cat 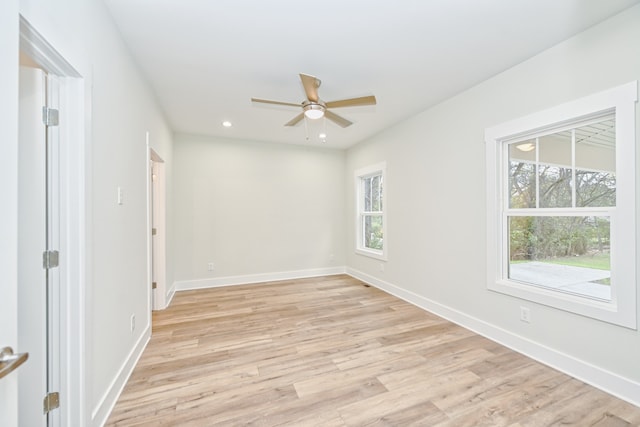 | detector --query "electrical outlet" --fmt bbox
[207,262,215,271]
[379,263,385,272]
[117,186,123,205]
[130,314,136,332]
[520,306,531,323]
[329,253,334,262]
